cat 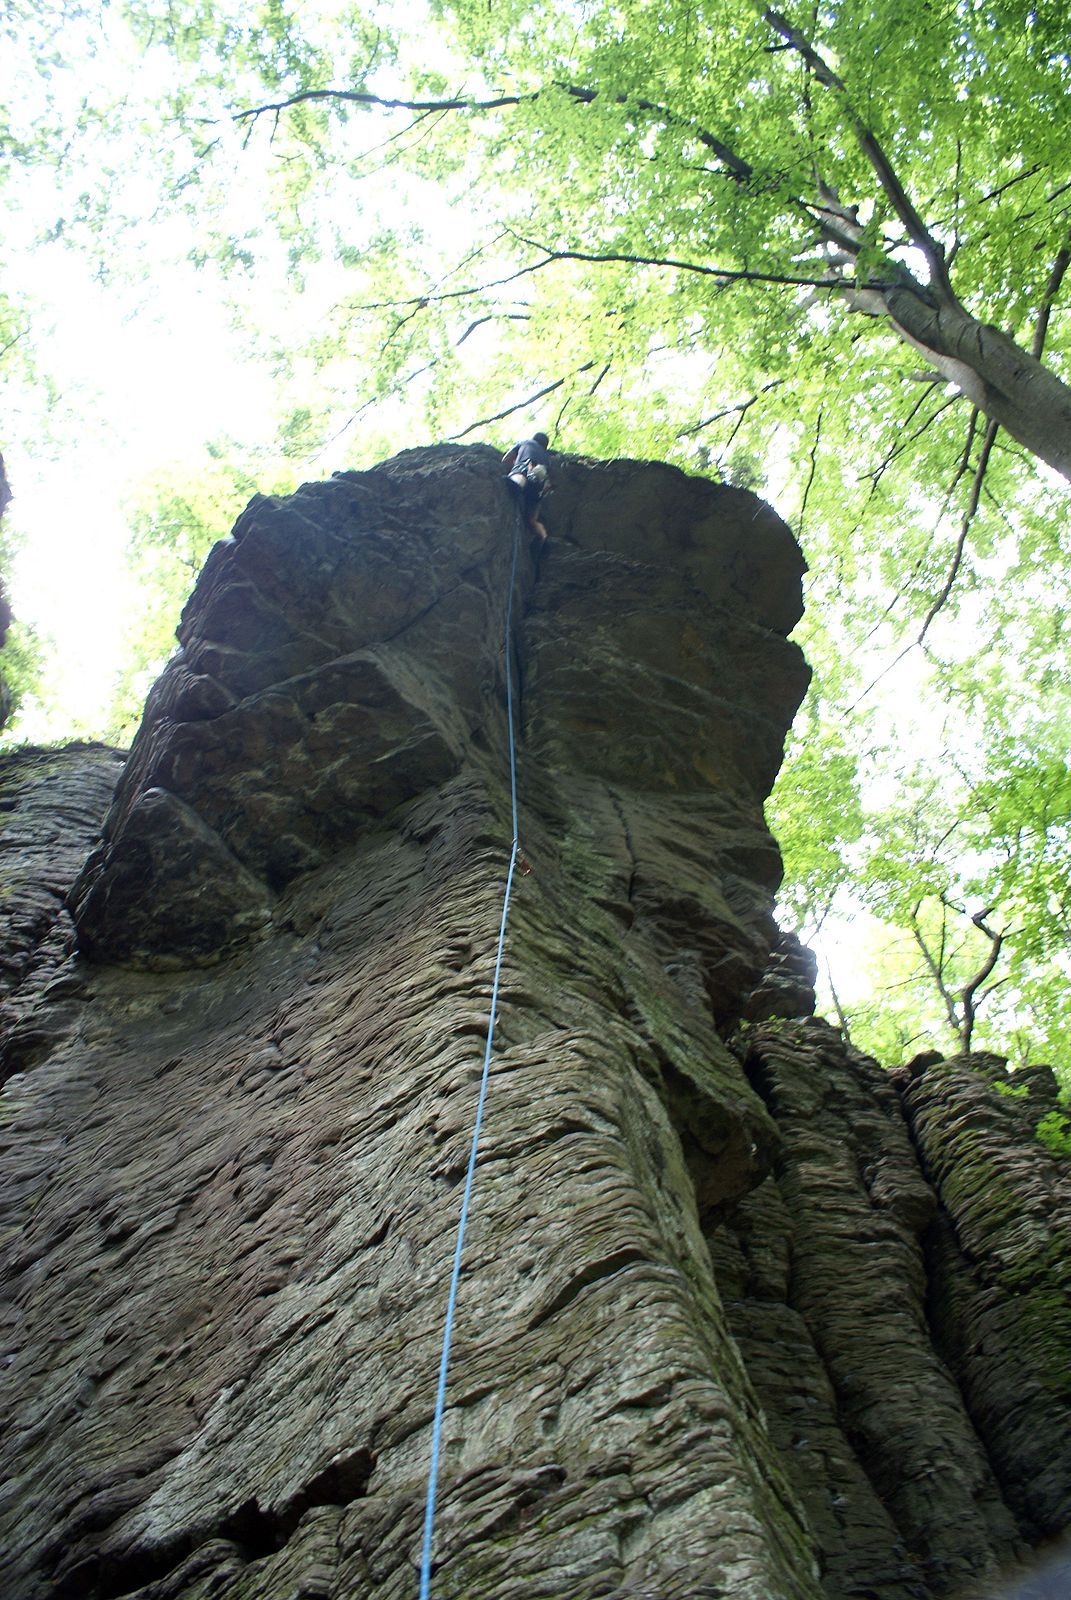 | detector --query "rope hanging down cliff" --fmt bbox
[418,500,524,1600]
